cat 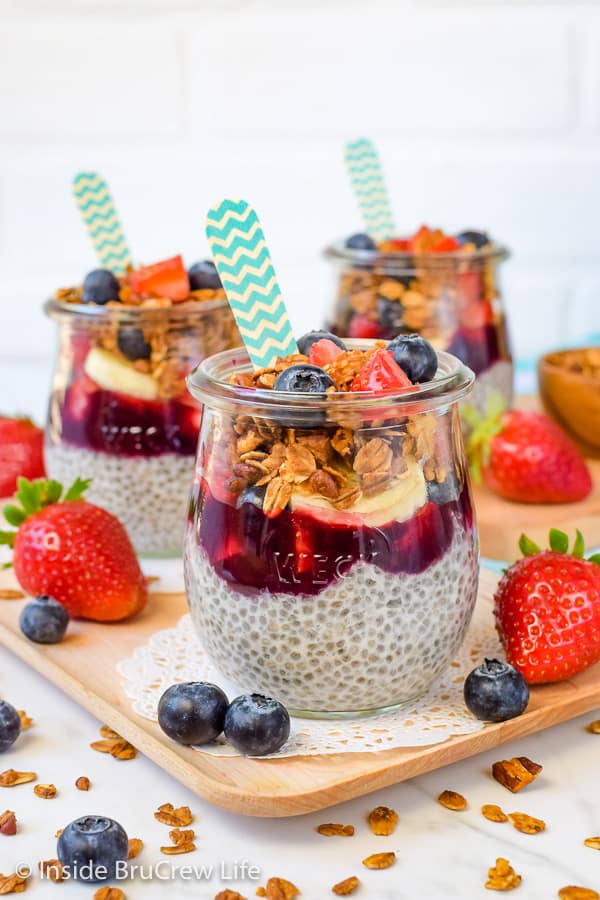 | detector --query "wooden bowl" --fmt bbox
[539,348,600,452]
